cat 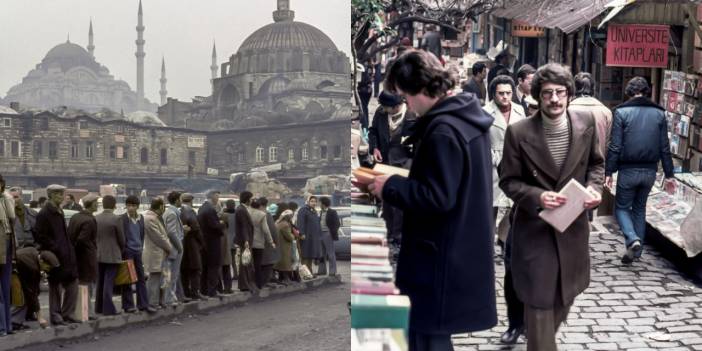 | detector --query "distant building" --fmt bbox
[3,3,157,114]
